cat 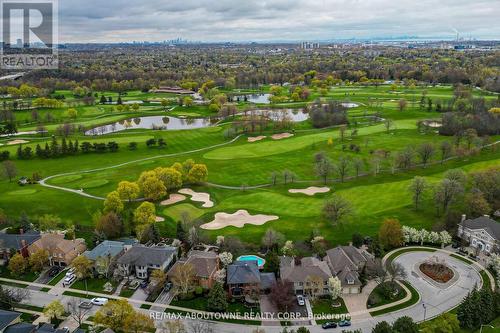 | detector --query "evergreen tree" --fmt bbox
[35,144,43,158]
[61,137,68,155]
[16,145,23,159]
[73,140,79,153]
[44,143,50,158]
[68,140,74,154]
[207,282,228,312]
[176,221,186,242]
[50,137,59,157]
